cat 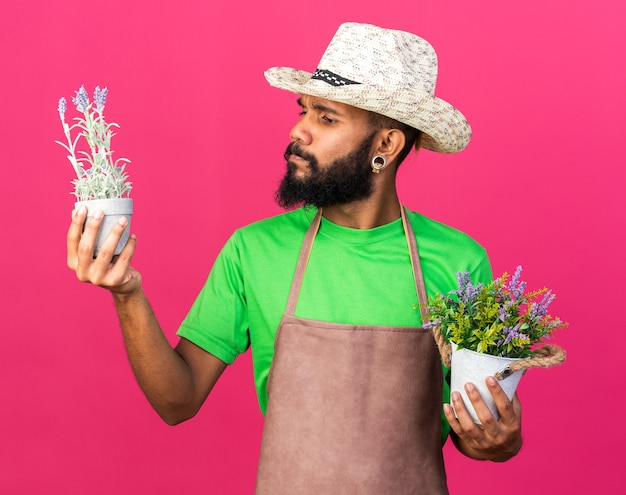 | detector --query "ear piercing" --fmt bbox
[371,155,387,173]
